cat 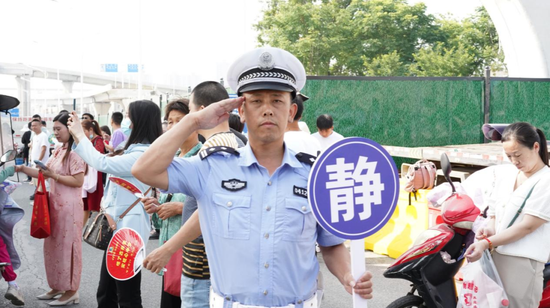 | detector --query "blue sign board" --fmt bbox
[308,137,399,240]
[103,64,118,73]
[127,64,139,73]
[10,108,19,117]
